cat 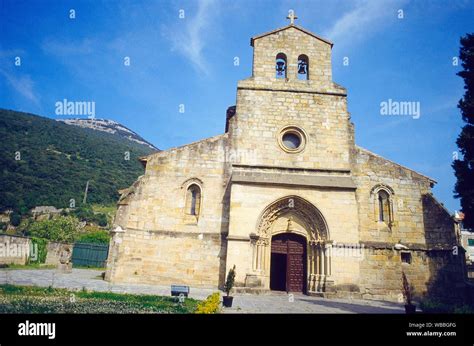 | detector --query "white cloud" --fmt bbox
[1,69,39,105]
[322,0,409,48]
[163,0,219,75]
[0,50,40,105]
